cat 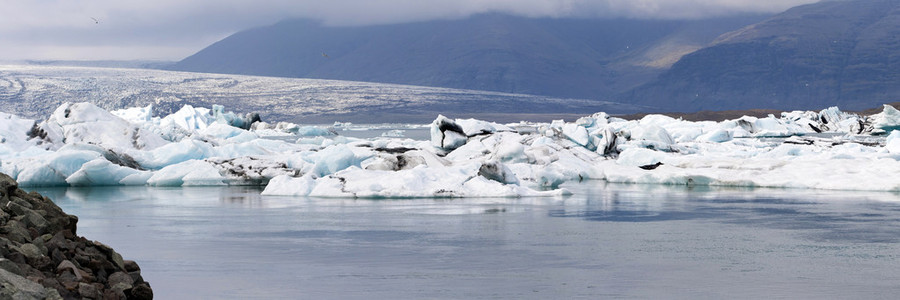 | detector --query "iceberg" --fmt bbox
[886,130,900,154]
[262,162,566,198]
[40,102,169,151]
[869,105,900,134]
[160,105,214,133]
[111,104,154,124]
[147,160,226,186]
[0,112,45,153]
[5,150,101,187]
[2,102,900,195]
[430,115,467,151]
[66,158,147,186]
